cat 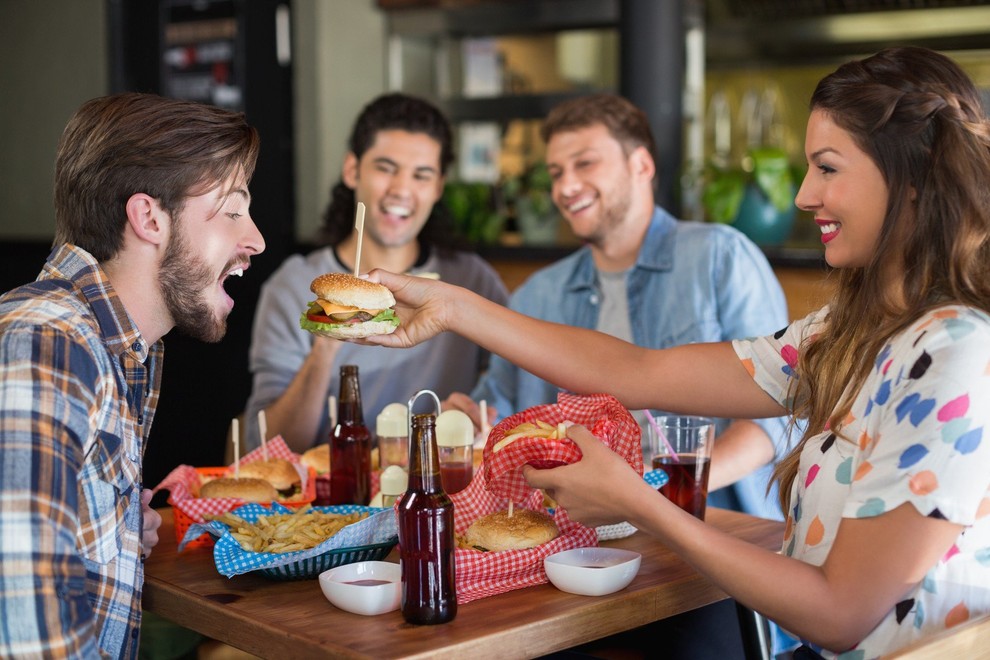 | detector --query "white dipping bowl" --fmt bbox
[544,547,641,596]
[319,561,401,616]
